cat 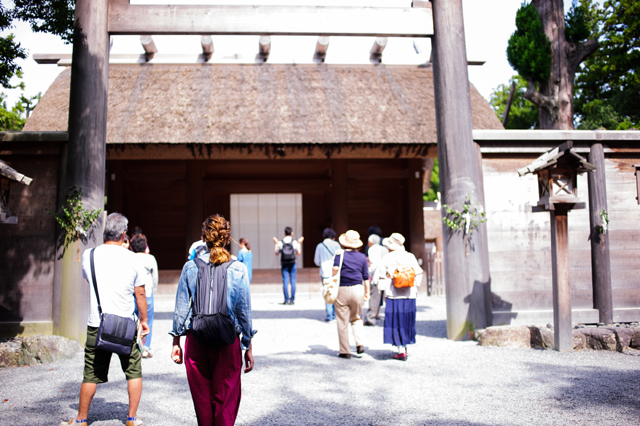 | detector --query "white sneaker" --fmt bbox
[126,417,143,426]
